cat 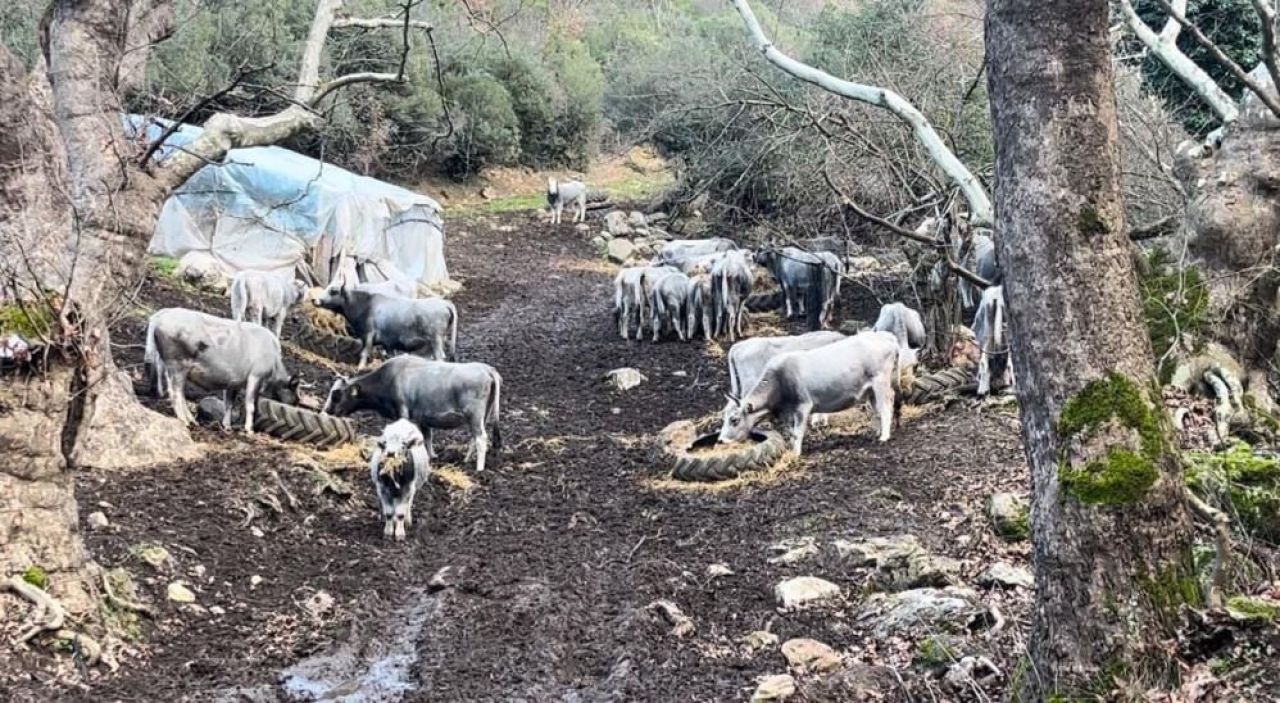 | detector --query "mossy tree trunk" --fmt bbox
[986,0,1196,697]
